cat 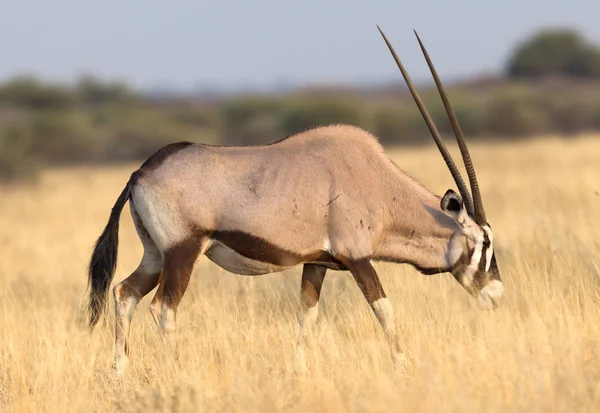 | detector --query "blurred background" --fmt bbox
[1,0,600,182]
